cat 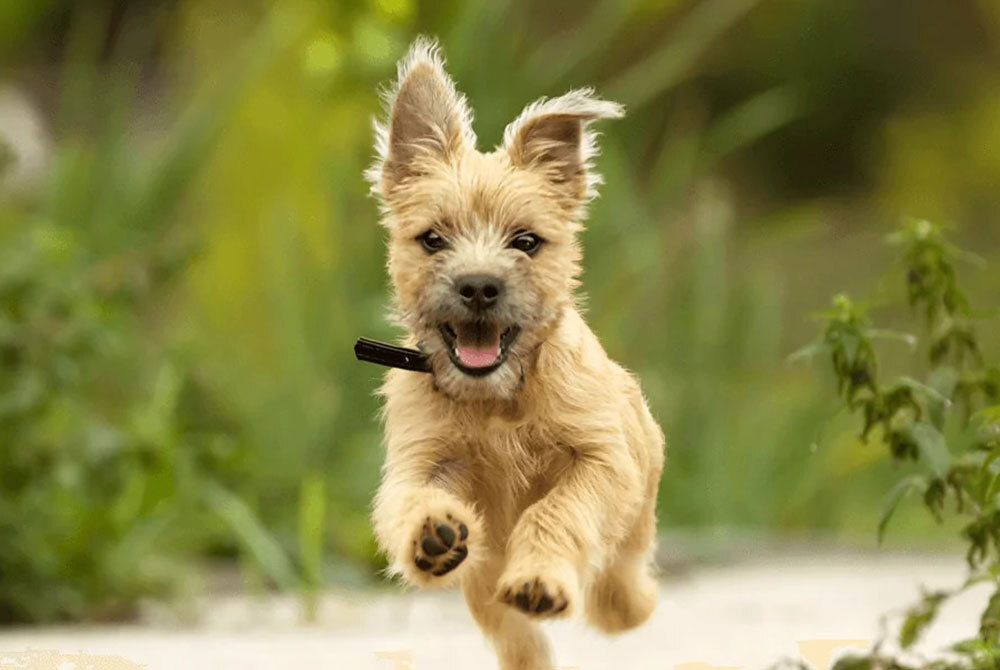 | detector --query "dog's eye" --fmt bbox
[509,232,543,256]
[417,230,447,254]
